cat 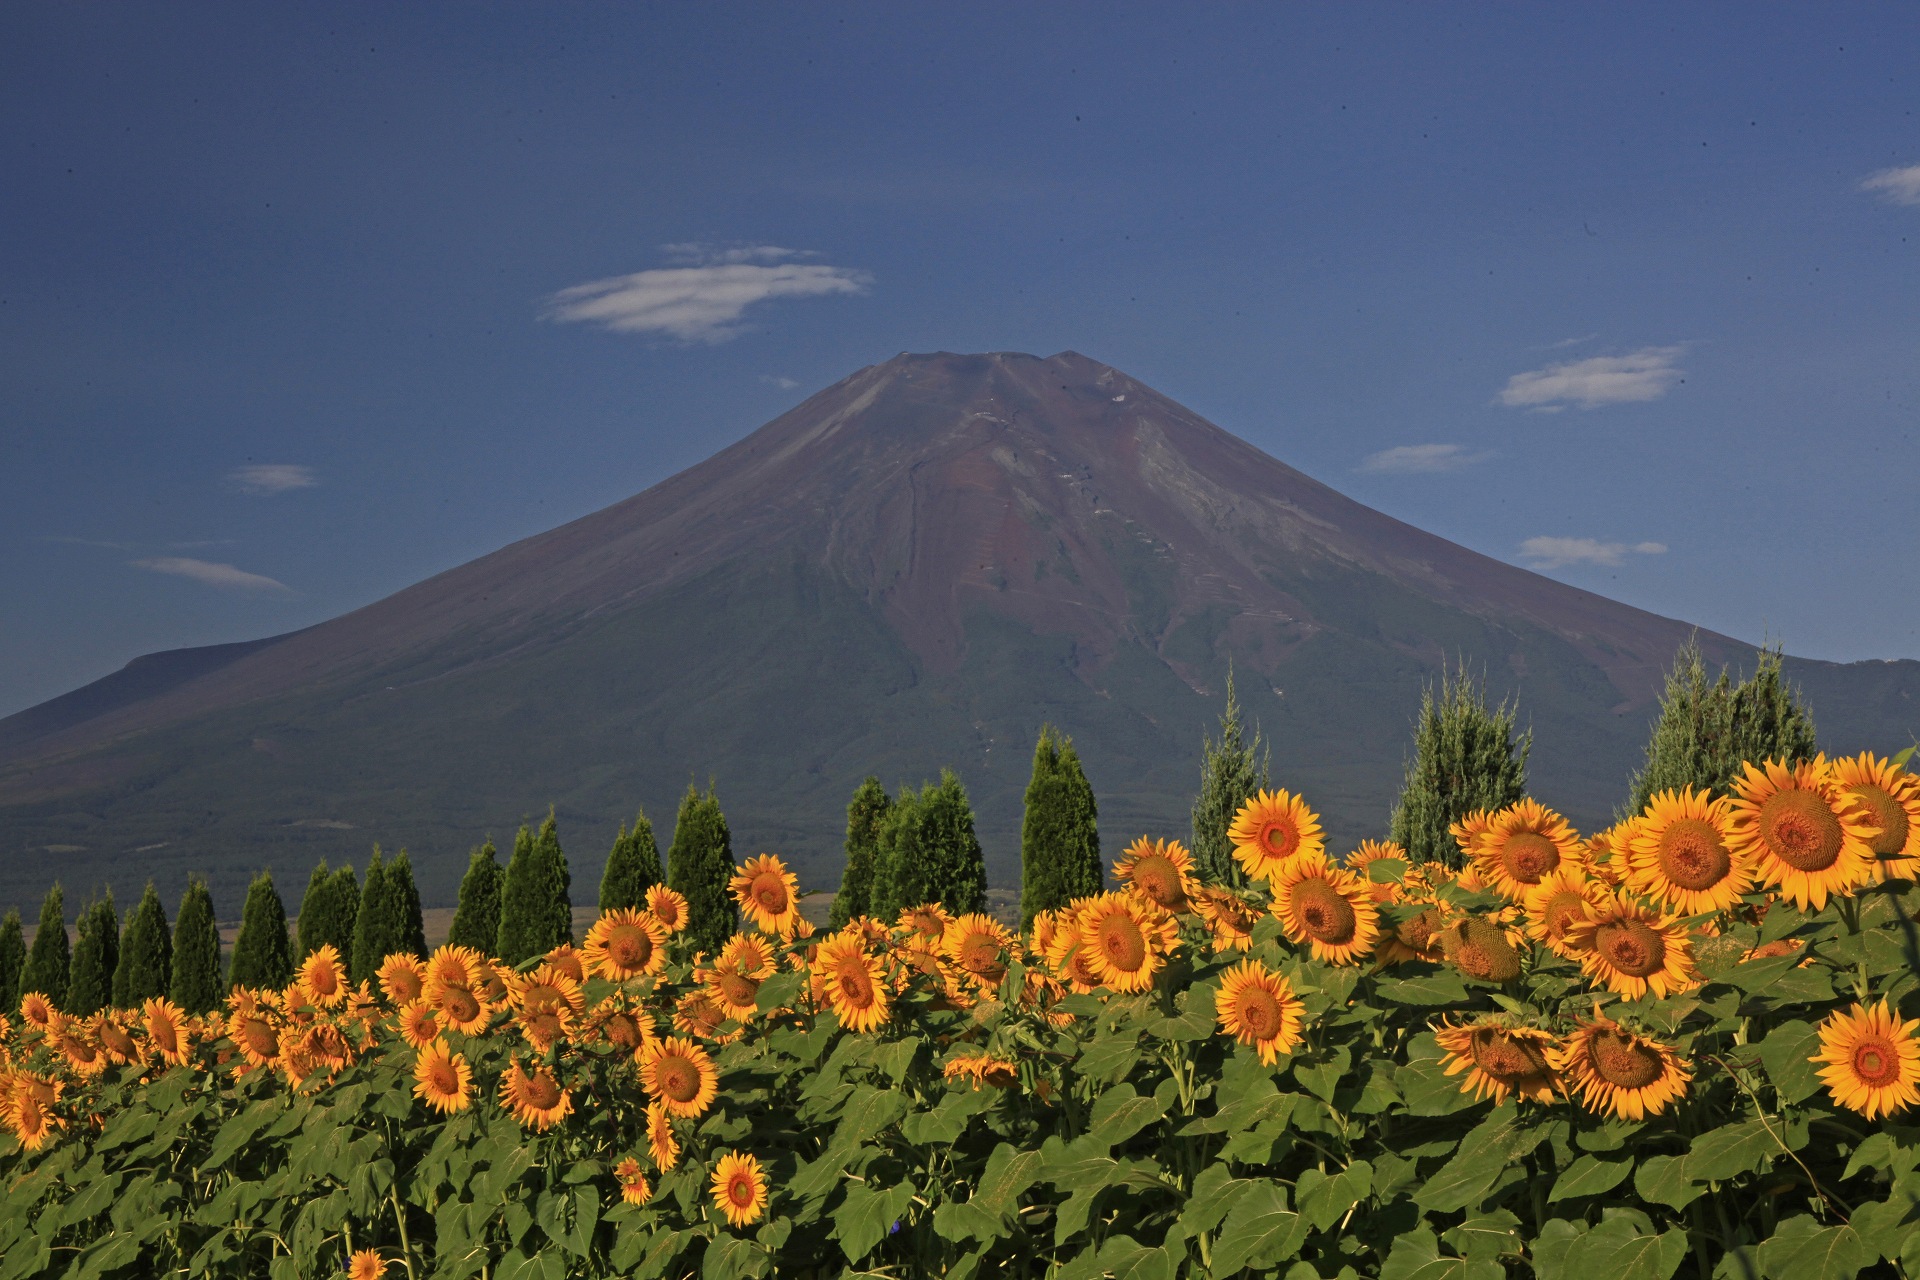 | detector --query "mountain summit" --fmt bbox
[3,351,1913,909]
